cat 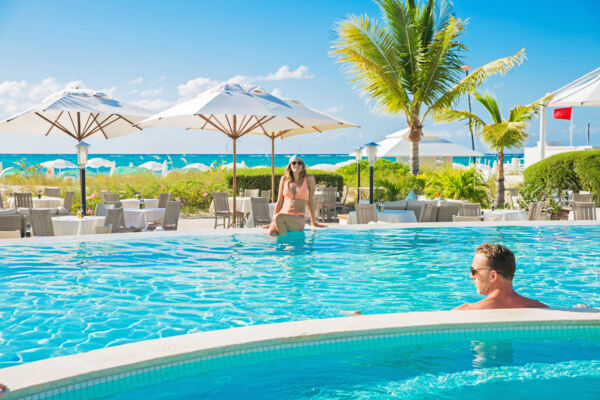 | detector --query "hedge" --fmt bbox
[523,150,600,202]
[226,168,344,194]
